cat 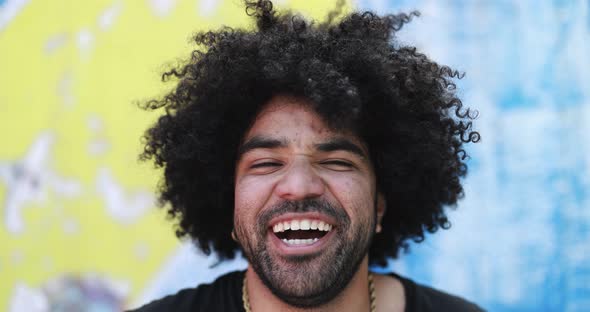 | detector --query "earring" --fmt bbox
[376,224,382,233]
[231,229,238,242]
